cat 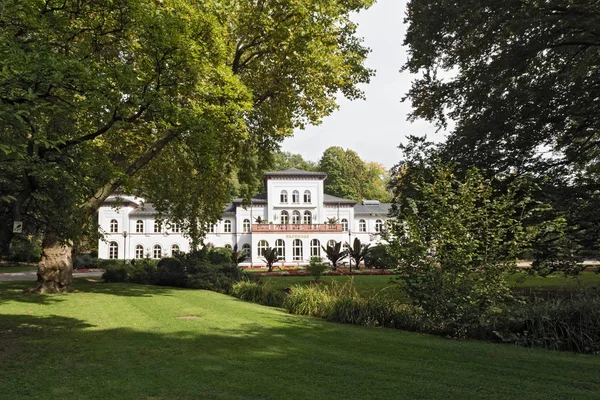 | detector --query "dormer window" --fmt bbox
[280,190,288,203]
[292,190,300,203]
[303,190,311,203]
